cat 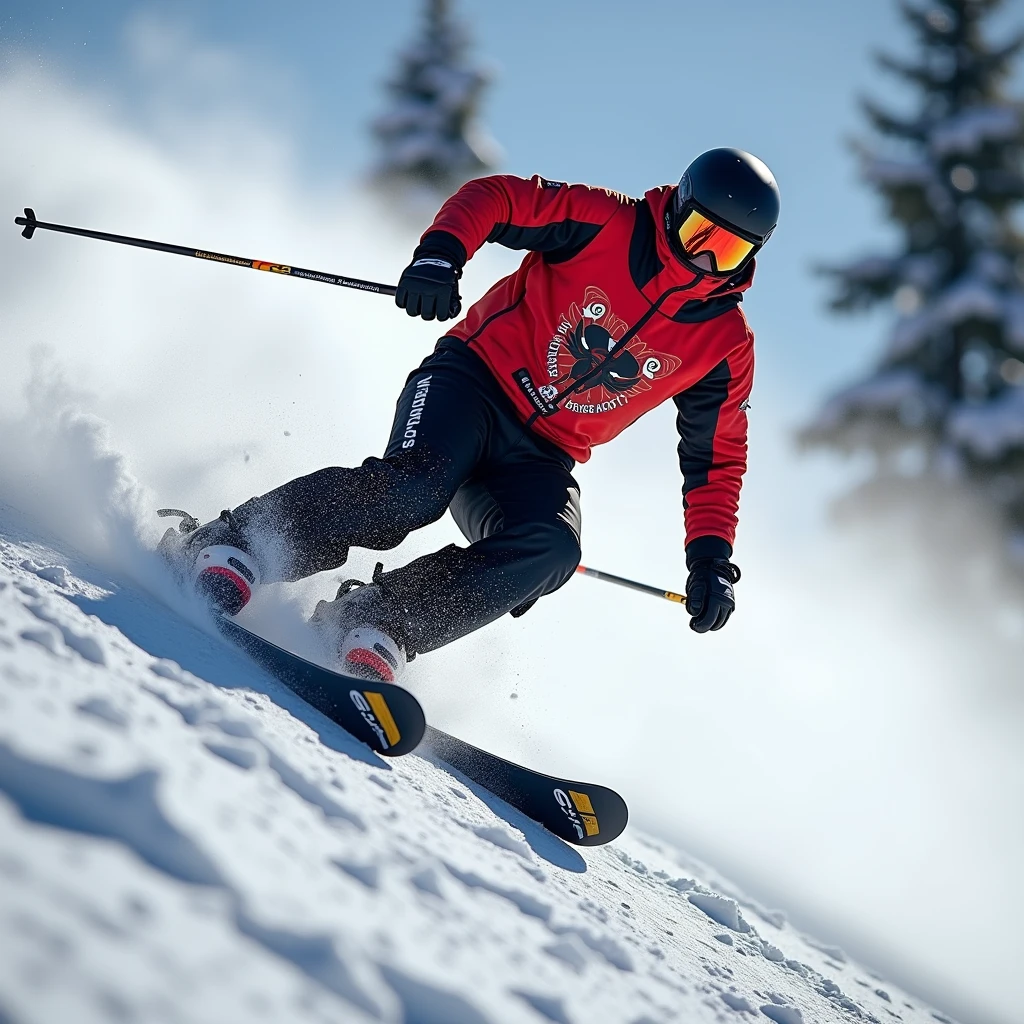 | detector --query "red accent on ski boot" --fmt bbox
[344,645,397,683]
